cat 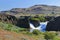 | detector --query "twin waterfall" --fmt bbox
[29,21,48,32]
